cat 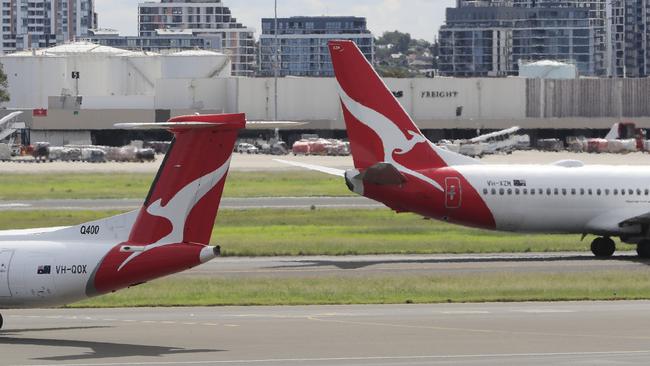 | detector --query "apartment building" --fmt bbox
[258,16,374,77]
[440,0,607,76]
[138,0,255,76]
[0,0,97,53]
